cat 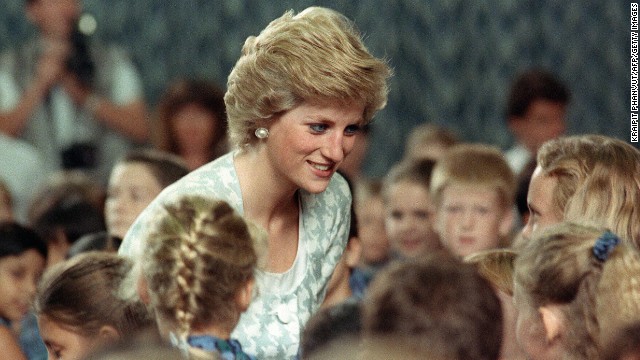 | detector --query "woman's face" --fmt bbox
[105,162,163,239]
[171,103,219,155]
[262,101,365,194]
[37,315,106,360]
